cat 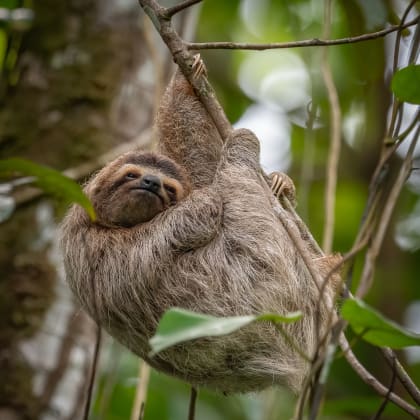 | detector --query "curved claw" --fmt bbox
[269,171,296,207]
[192,53,207,79]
